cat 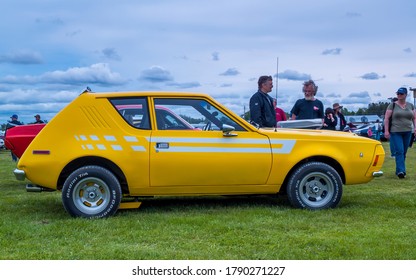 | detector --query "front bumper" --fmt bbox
[372,171,383,177]
[14,168,26,181]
